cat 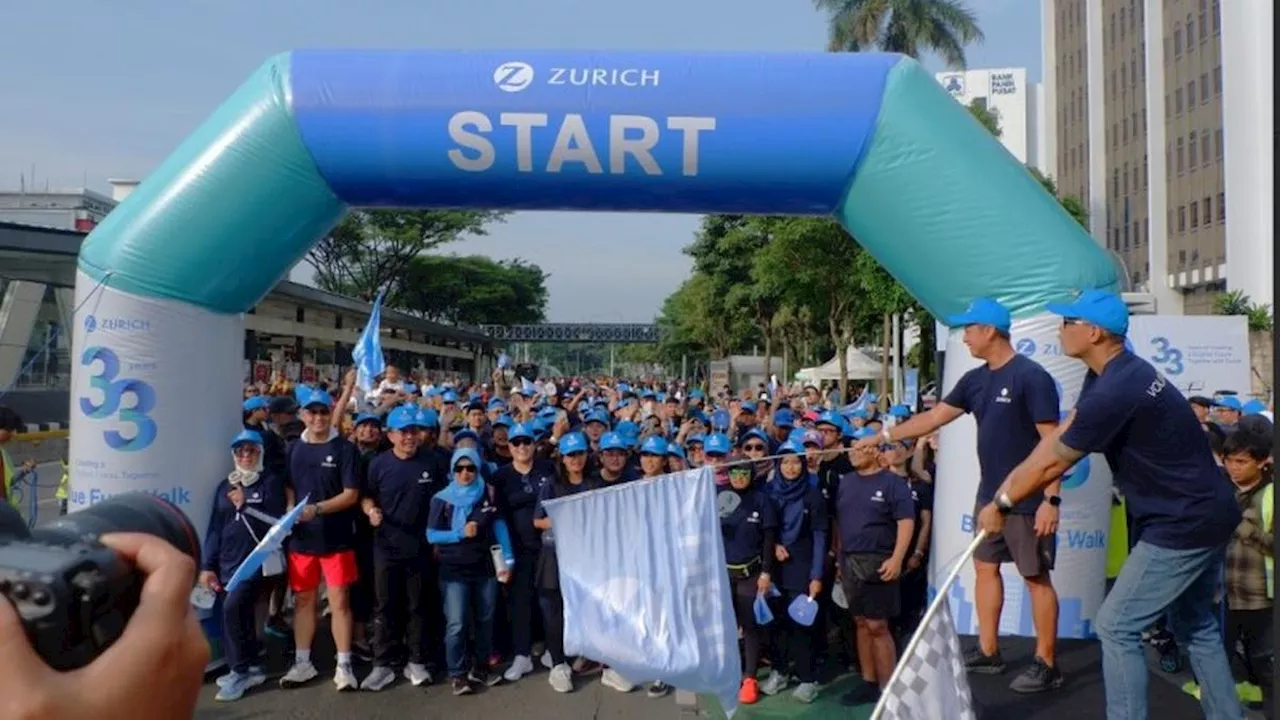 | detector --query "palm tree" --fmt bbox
[815,0,984,68]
